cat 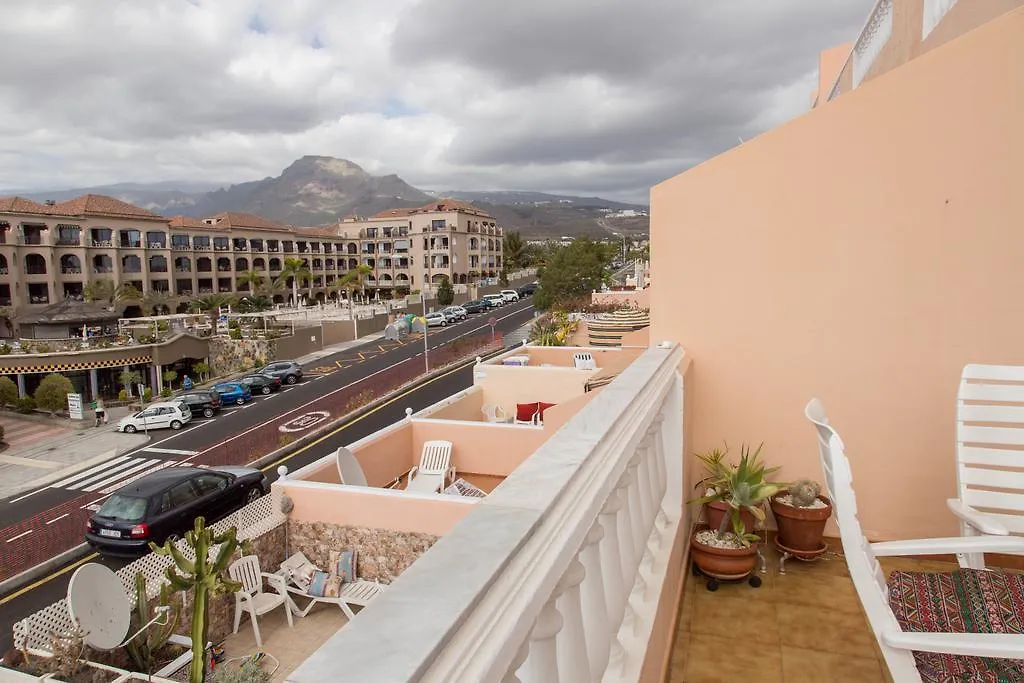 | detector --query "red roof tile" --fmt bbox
[169,215,222,231]
[0,196,56,215]
[48,194,165,220]
[207,212,292,232]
